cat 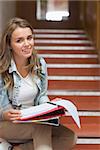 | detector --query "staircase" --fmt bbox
[34,29,100,150]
